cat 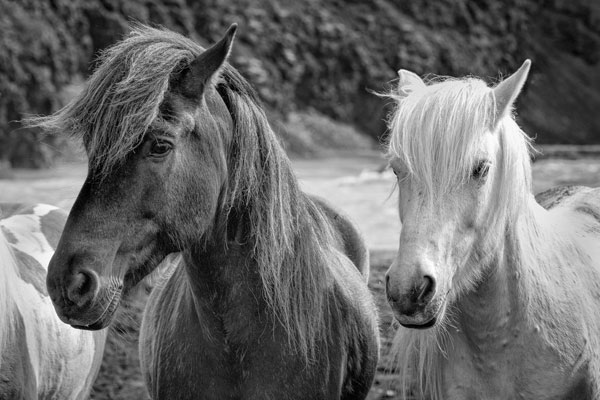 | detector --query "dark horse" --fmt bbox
[32,24,379,399]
